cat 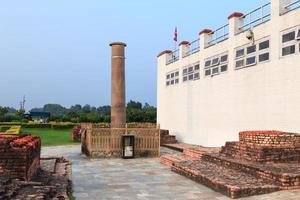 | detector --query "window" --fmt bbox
[259,41,269,50]
[220,55,228,63]
[204,52,228,77]
[297,29,300,40]
[281,28,300,57]
[205,60,211,67]
[282,45,295,56]
[259,53,269,62]
[183,69,187,75]
[182,63,200,82]
[212,67,219,74]
[236,60,244,68]
[166,70,179,86]
[205,69,211,76]
[246,56,256,66]
[247,45,256,54]
[194,72,200,80]
[211,58,220,66]
[220,65,228,72]
[282,31,295,43]
[235,37,270,70]
[236,49,244,58]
